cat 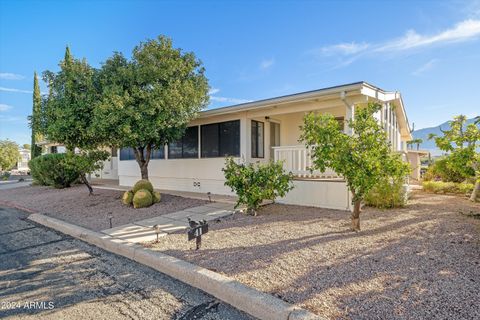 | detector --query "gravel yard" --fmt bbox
[0,185,206,231]
[146,191,480,319]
